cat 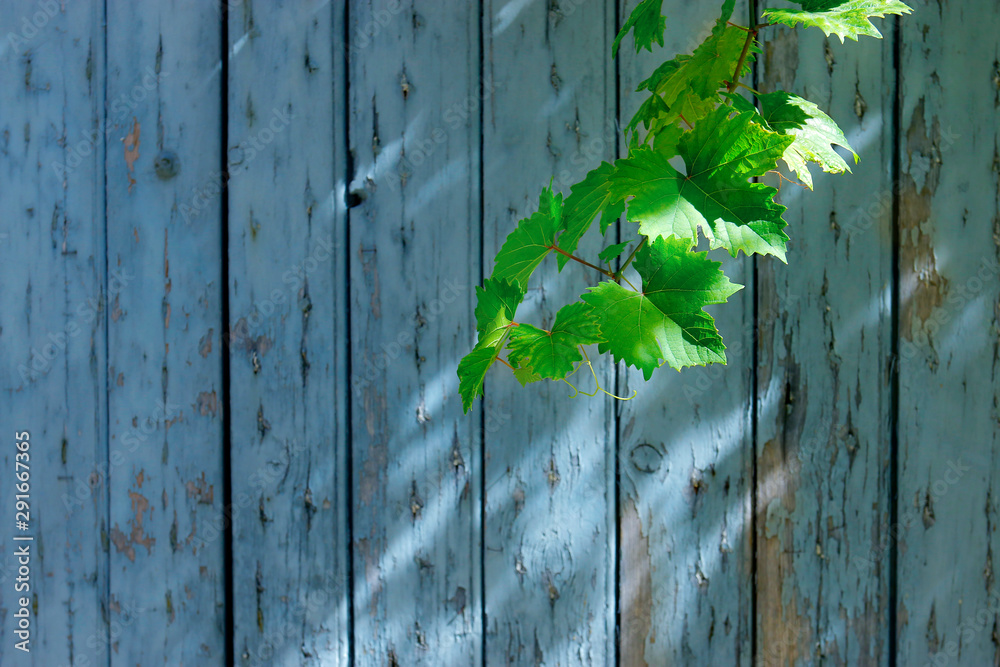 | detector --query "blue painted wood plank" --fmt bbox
[348,1,483,664]
[227,1,349,664]
[896,2,1000,664]
[754,3,896,663]
[616,2,755,664]
[0,2,109,664]
[481,0,617,663]
[104,2,226,663]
